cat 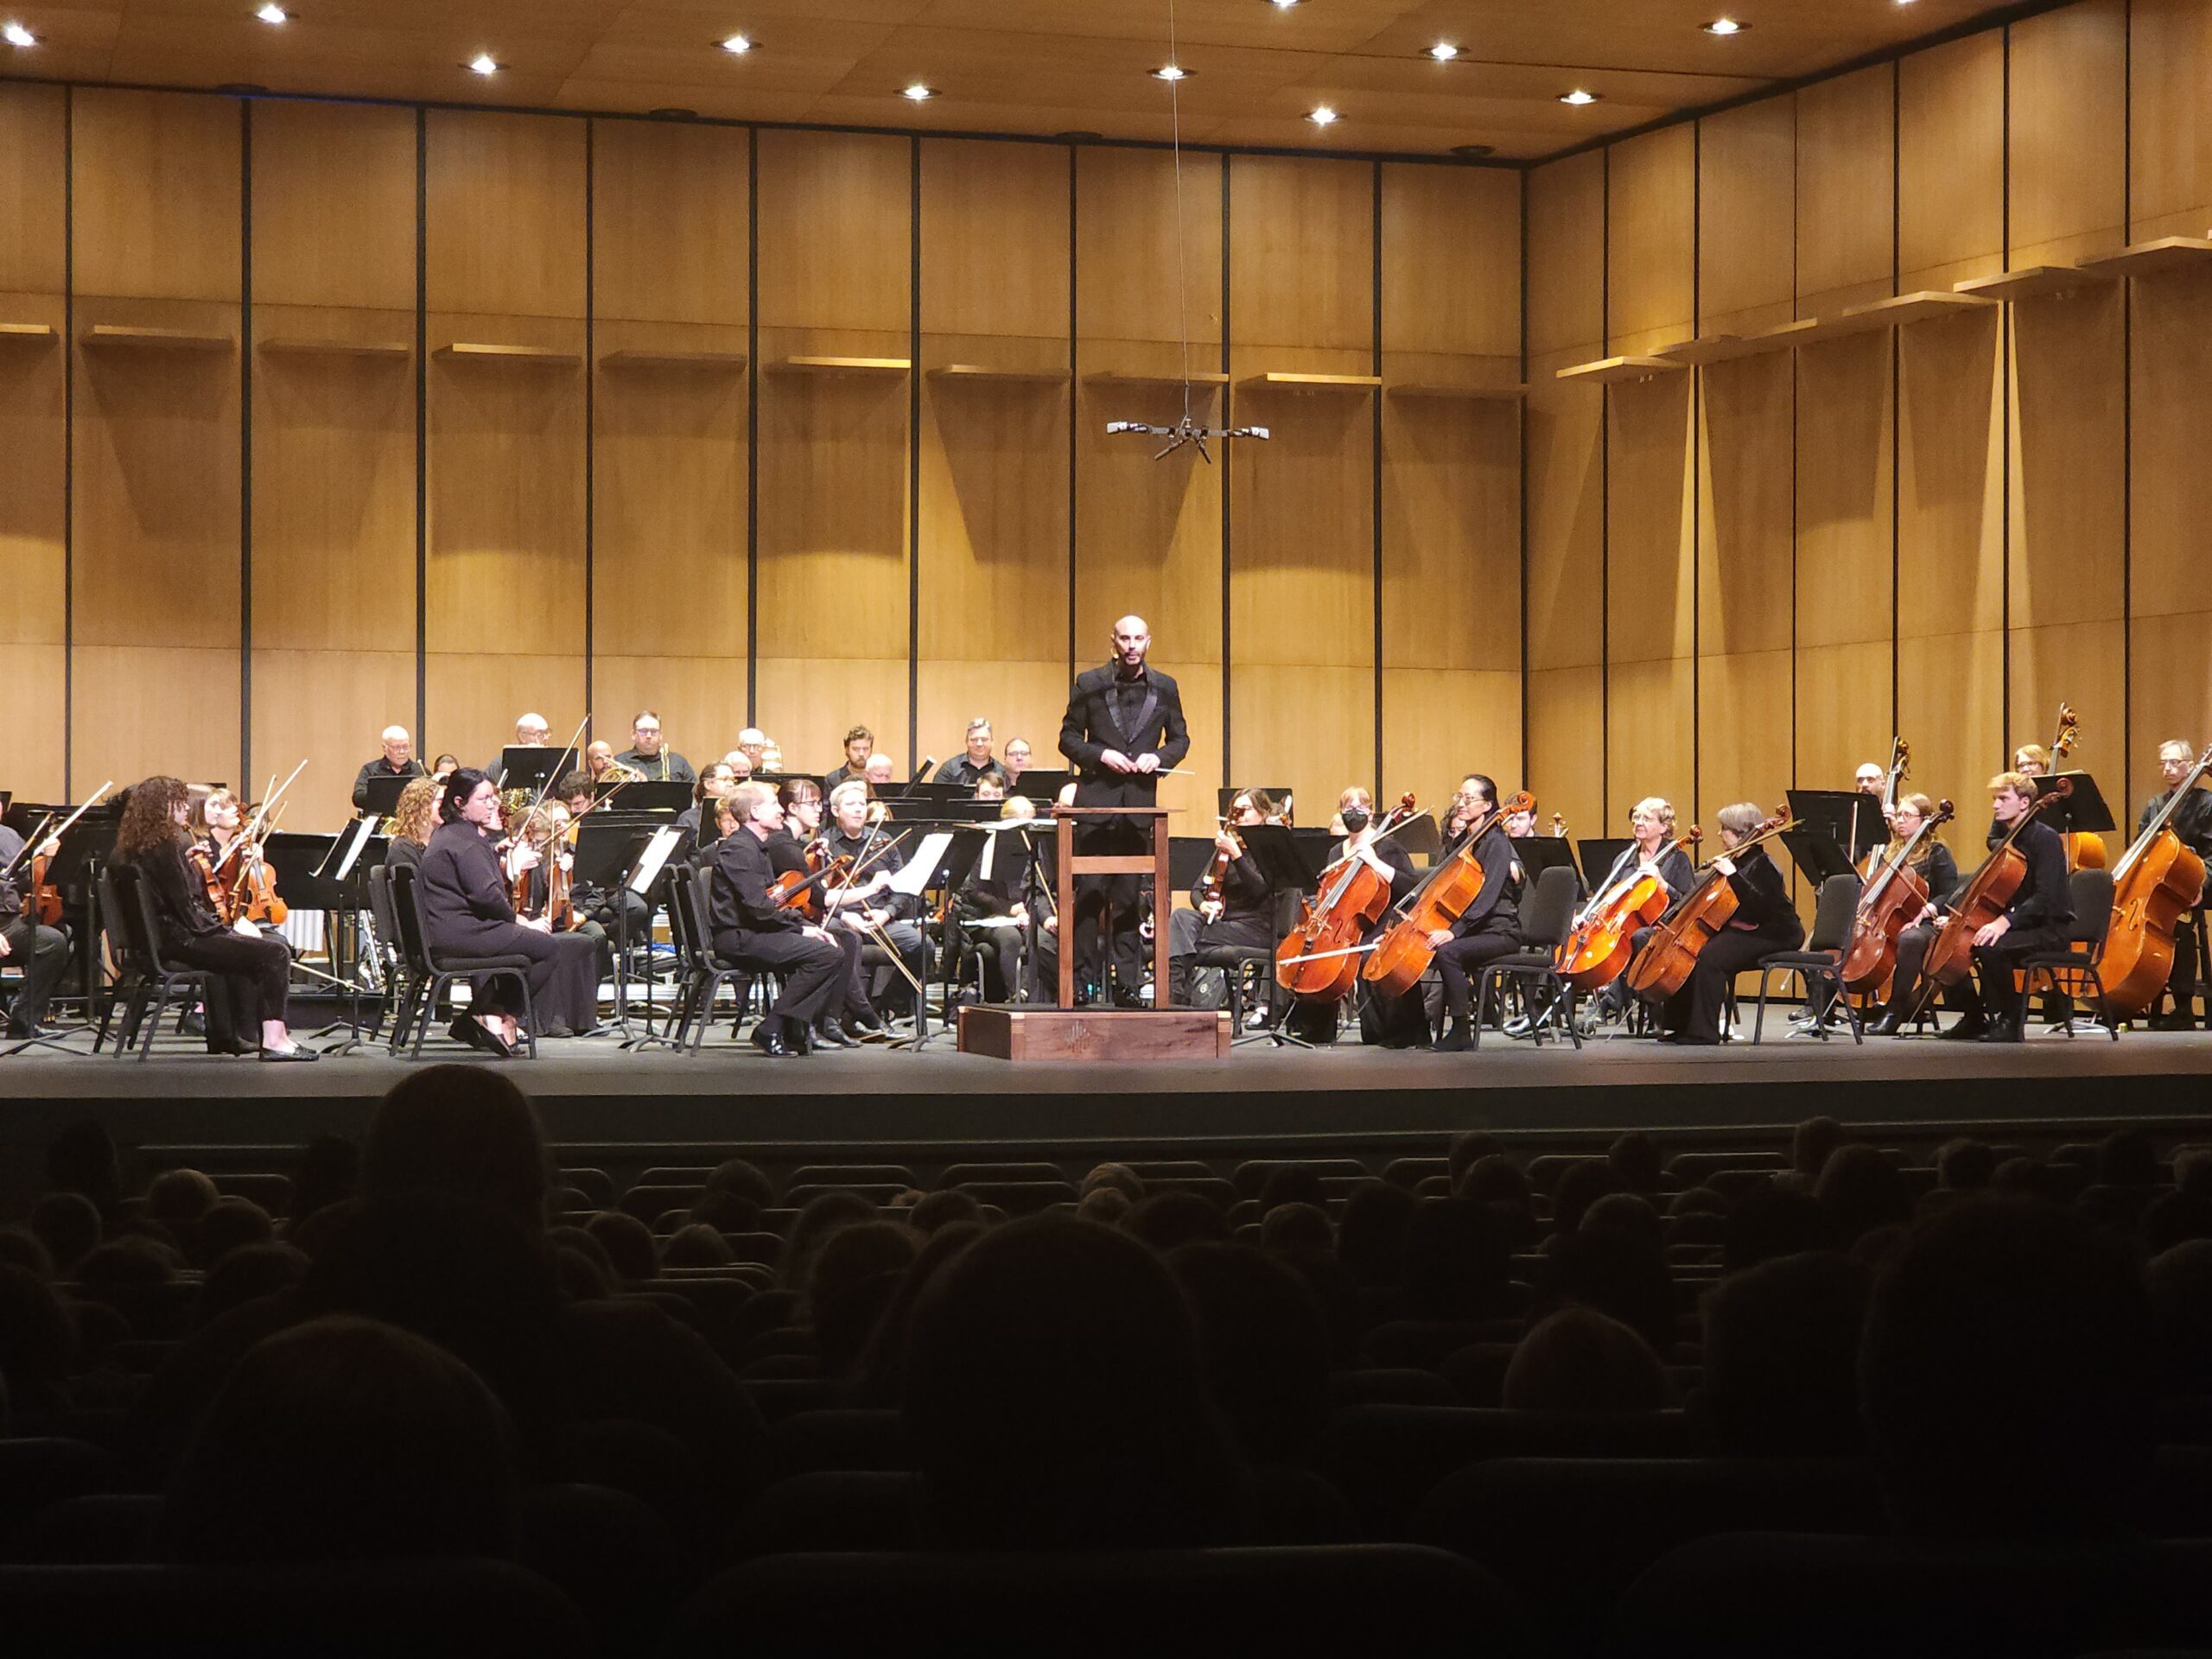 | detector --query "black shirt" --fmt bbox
[823,828,918,921]
[130,836,226,949]
[1449,821,1522,938]
[1720,846,1803,944]
[708,828,804,941]
[1594,842,1696,905]
[0,824,29,916]
[934,754,1011,791]
[2139,785,2212,859]
[352,756,426,814]
[615,747,696,785]
[1190,842,1269,922]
